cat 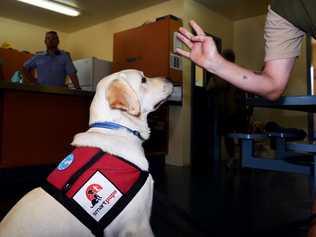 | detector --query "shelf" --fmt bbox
[287,143,316,154]
[246,96,316,112]
[227,133,267,140]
